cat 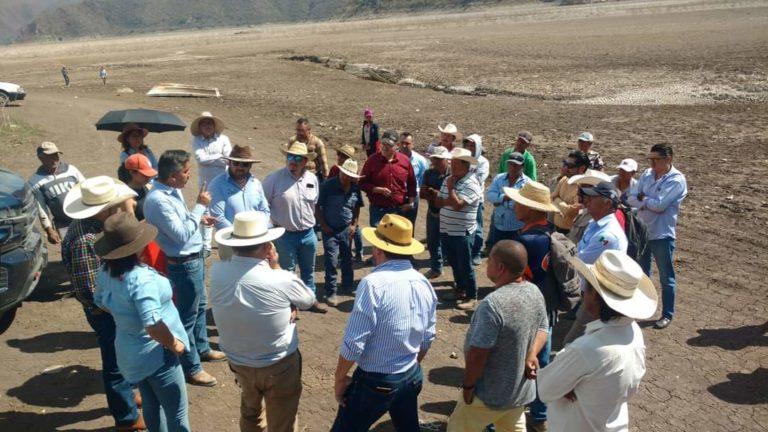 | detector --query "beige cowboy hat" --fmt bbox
[438,123,458,135]
[362,214,425,255]
[567,169,612,186]
[450,147,477,165]
[504,181,561,214]
[63,176,138,220]
[280,142,317,161]
[429,146,452,160]
[215,211,285,247]
[94,212,158,260]
[571,250,658,320]
[190,111,224,136]
[225,144,262,163]
[338,159,363,179]
[37,141,63,156]
[117,123,149,144]
[335,144,357,159]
